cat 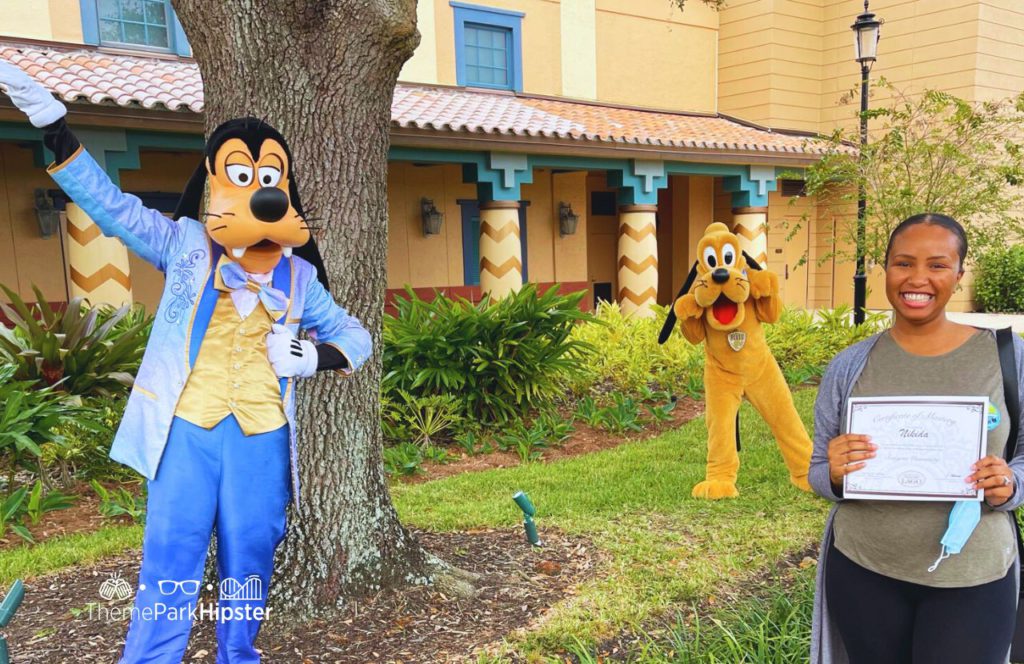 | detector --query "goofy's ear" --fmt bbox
[658,260,699,345]
[294,238,330,292]
[173,159,208,221]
